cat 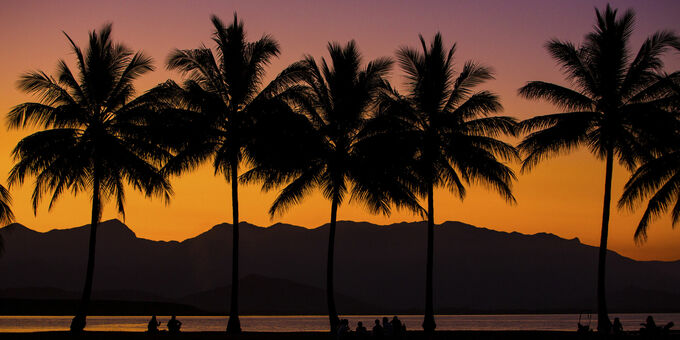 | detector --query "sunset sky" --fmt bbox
[1,0,679,261]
